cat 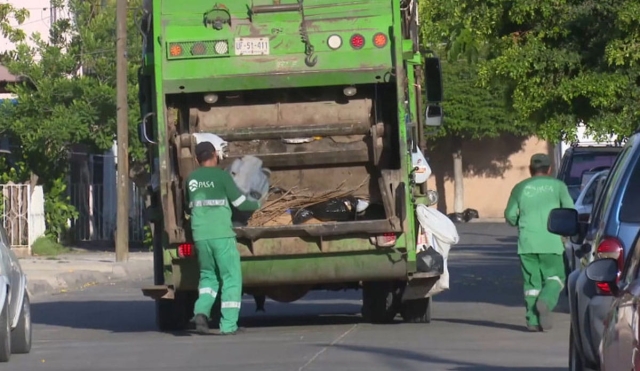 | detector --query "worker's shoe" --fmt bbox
[536,301,553,331]
[194,314,210,335]
[213,327,245,336]
[526,324,541,332]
